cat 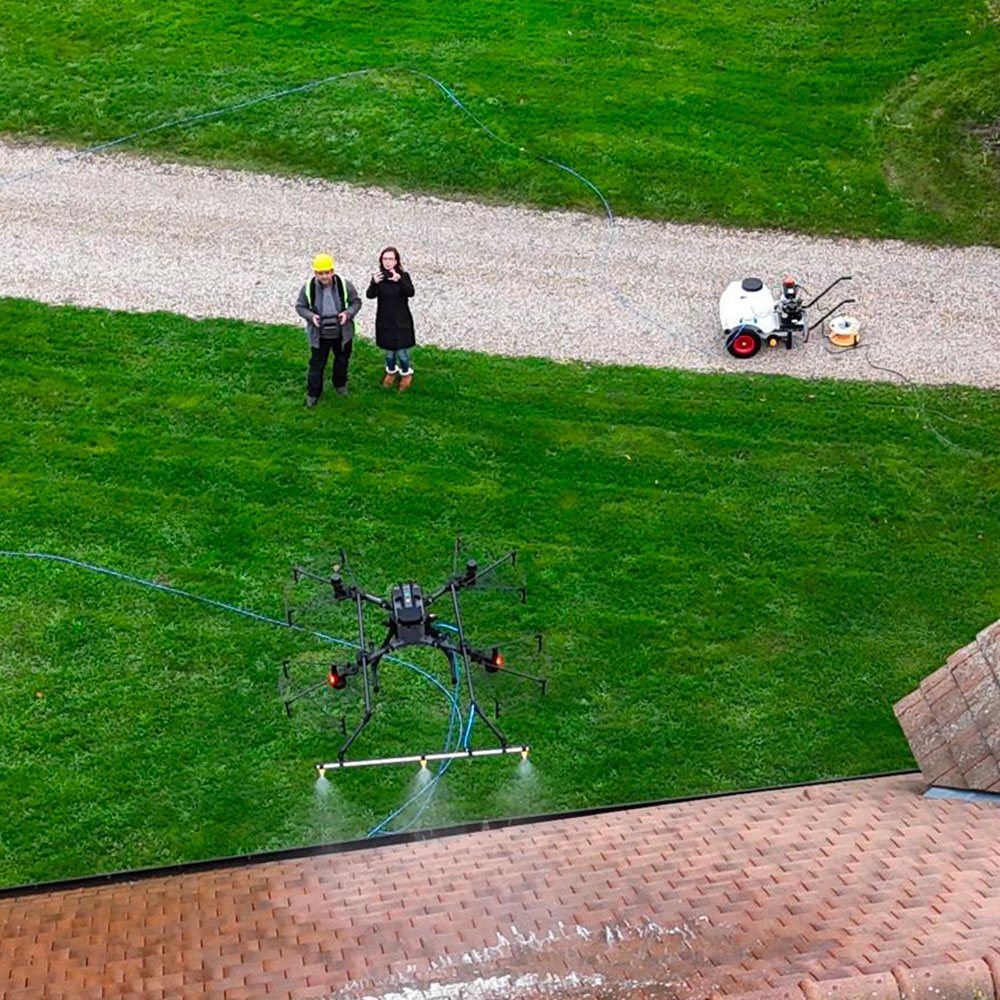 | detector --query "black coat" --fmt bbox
[365,271,416,351]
